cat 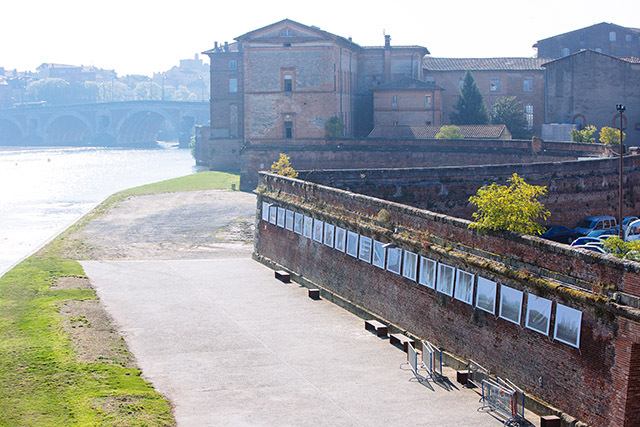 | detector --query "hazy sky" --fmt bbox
[2,0,639,76]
